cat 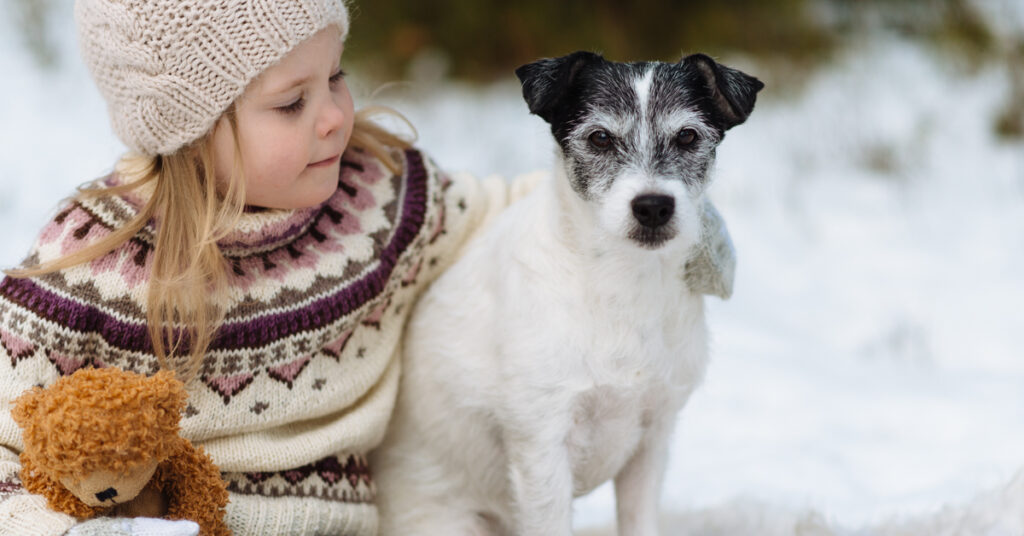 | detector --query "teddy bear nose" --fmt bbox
[95,487,118,502]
